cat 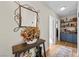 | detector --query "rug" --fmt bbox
[53,46,72,57]
[47,45,73,57]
